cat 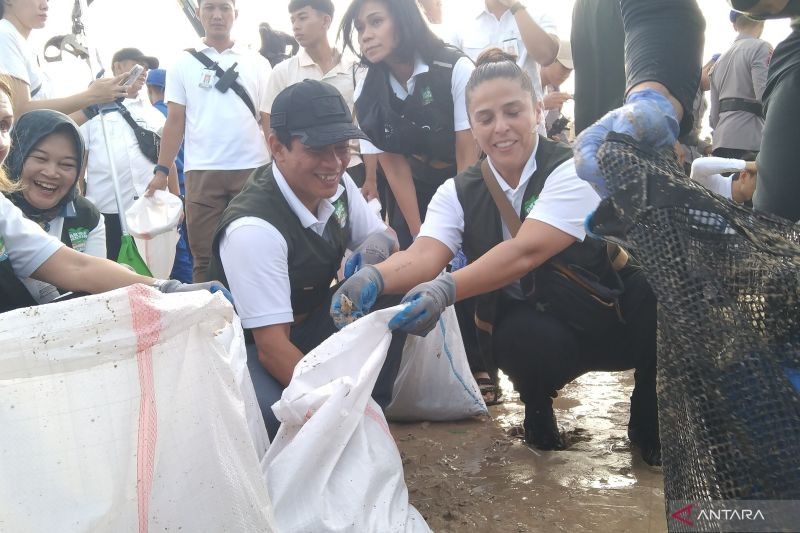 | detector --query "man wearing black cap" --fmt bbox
[210,80,402,438]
